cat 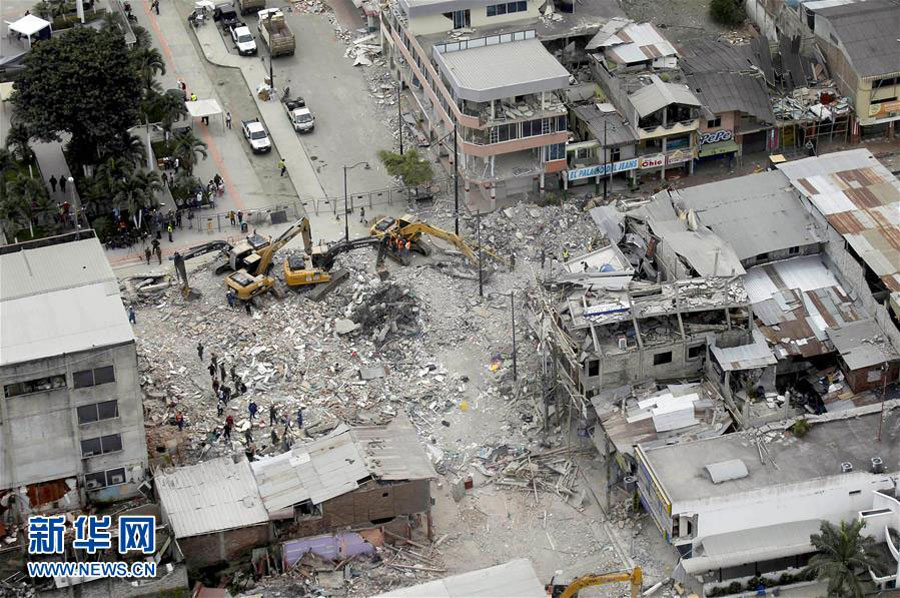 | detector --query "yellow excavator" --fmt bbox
[369,214,504,267]
[226,216,312,301]
[549,567,642,598]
